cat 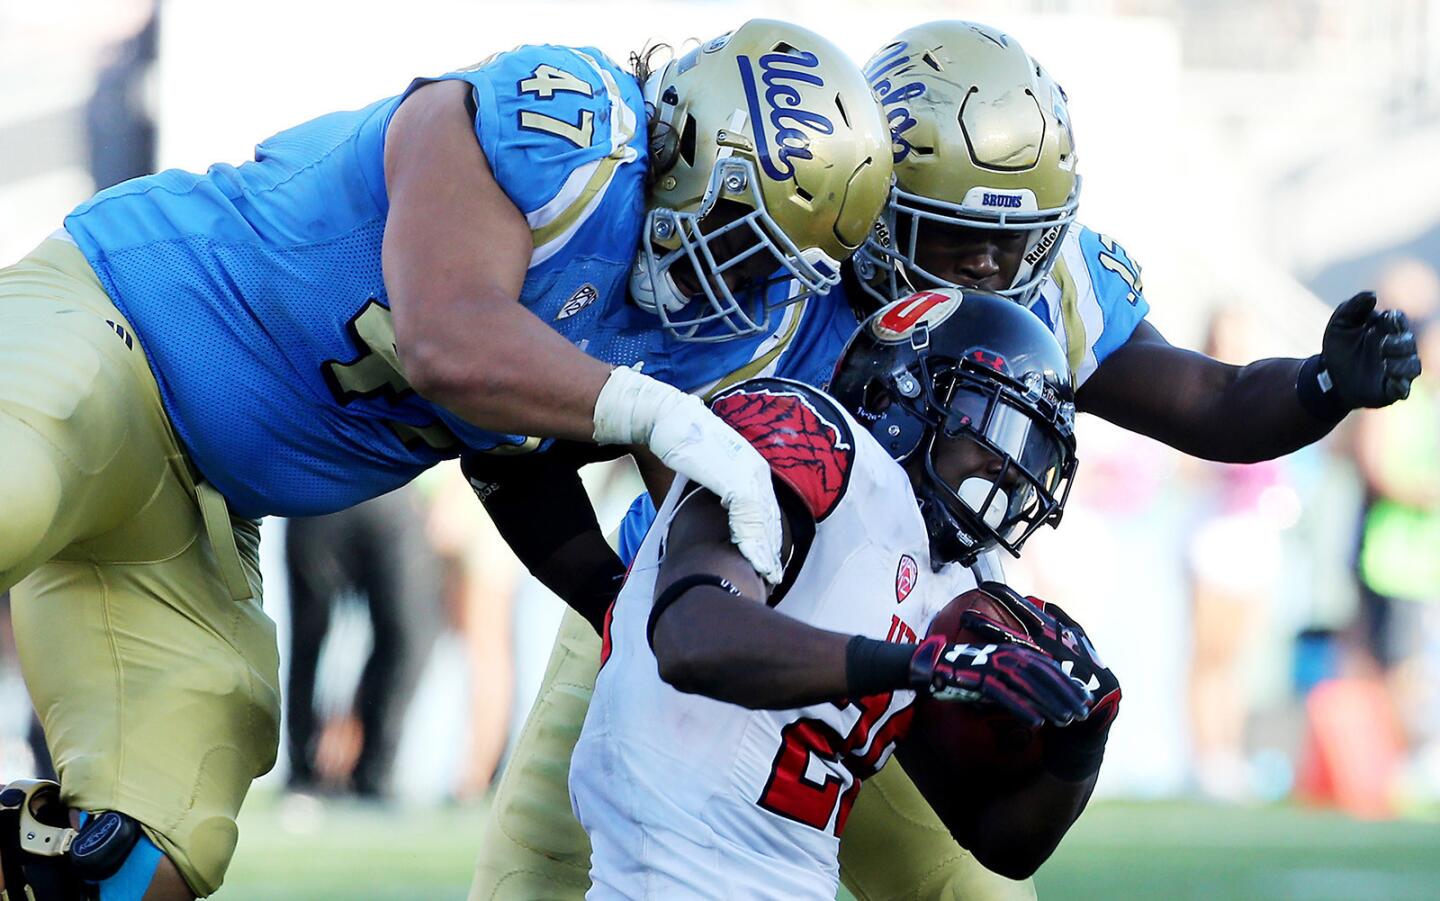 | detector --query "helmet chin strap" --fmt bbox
[628,252,690,315]
[958,477,1008,529]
